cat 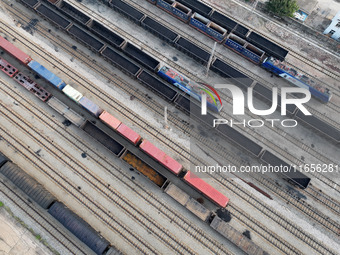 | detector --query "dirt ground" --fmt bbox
[0,206,52,255]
